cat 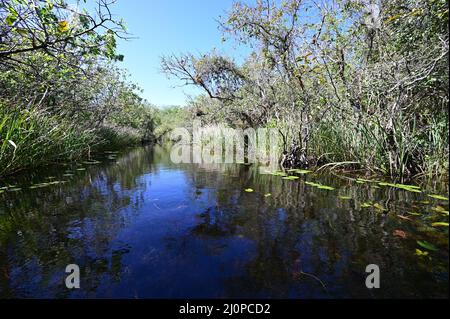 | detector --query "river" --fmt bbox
[0,145,448,298]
